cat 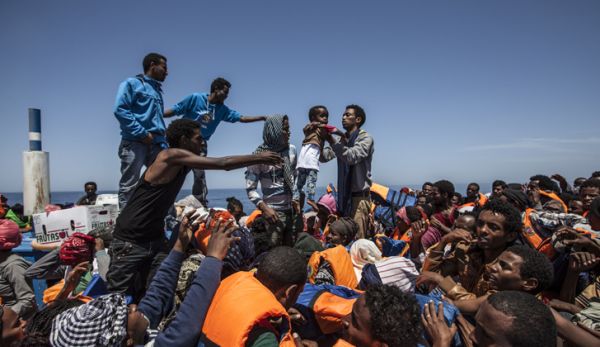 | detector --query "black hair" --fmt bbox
[256,247,307,292]
[210,77,231,93]
[22,299,85,346]
[226,197,243,213]
[419,203,434,218]
[507,183,522,190]
[580,179,600,191]
[452,192,463,204]
[487,291,556,347]
[365,285,422,347]
[434,180,455,198]
[142,53,166,73]
[592,171,600,178]
[308,105,328,122]
[10,203,24,215]
[492,180,507,189]
[530,174,559,192]
[460,210,478,219]
[591,197,600,219]
[468,182,480,191]
[329,217,359,245]
[345,104,366,127]
[249,216,275,258]
[479,199,523,235]
[505,245,553,294]
[166,119,201,148]
[422,182,433,190]
[405,206,422,223]
[84,181,97,189]
[559,192,576,205]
